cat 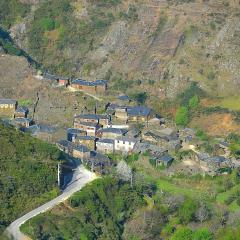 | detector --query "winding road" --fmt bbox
[6,165,97,240]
